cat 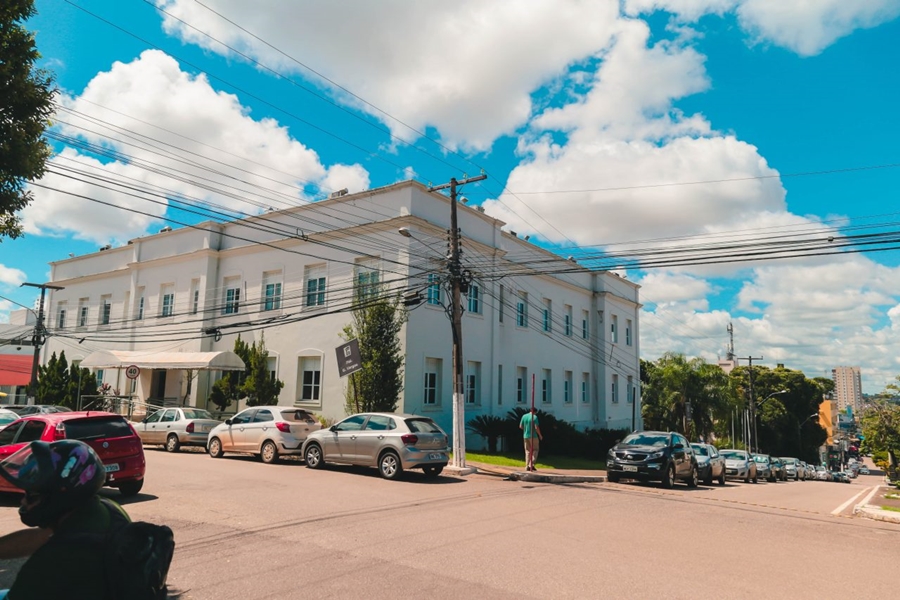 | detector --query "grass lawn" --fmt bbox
[462,451,605,471]
[881,505,900,513]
